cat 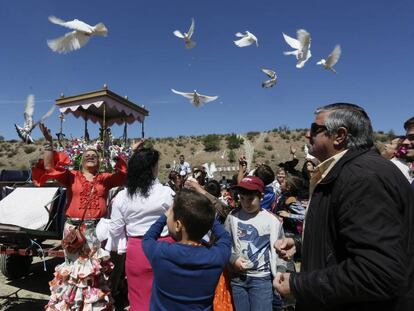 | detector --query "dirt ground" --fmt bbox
[0,257,63,310]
